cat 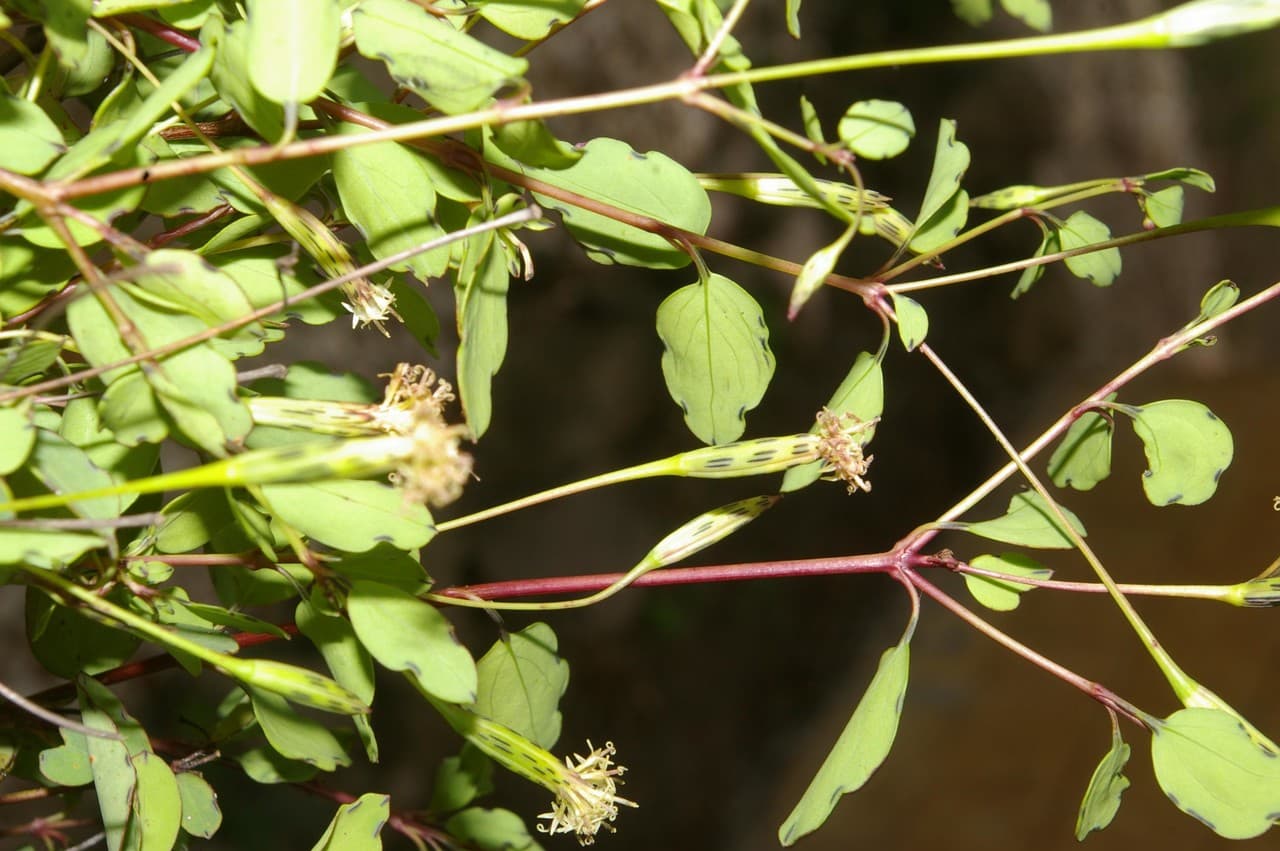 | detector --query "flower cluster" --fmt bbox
[815,408,876,493]
[377,364,473,507]
[537,741,637,845]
